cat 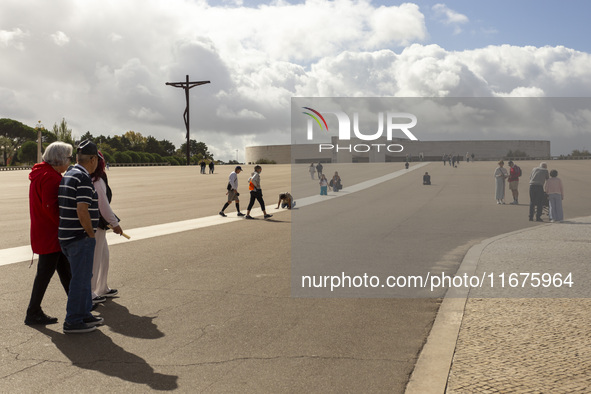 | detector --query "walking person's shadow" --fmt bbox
[32,302,177,391]
[97,300,164,339]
